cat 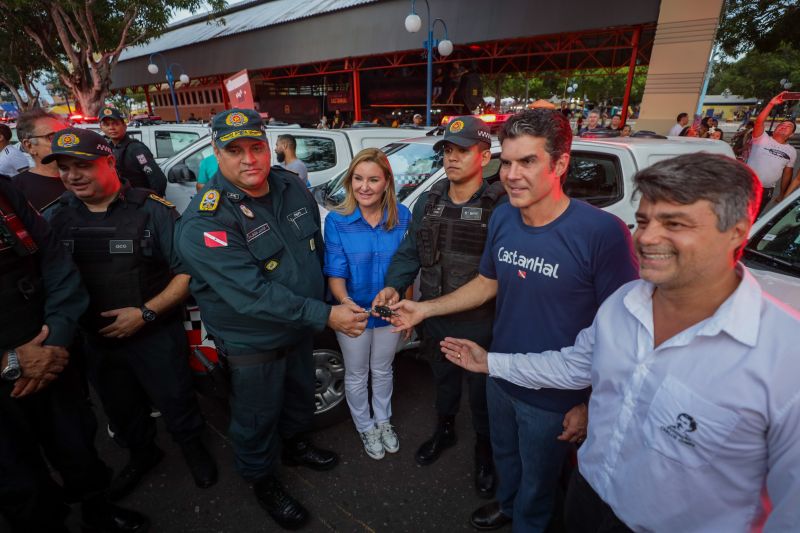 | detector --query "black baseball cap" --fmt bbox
[433,115,491,152]
[212,108,267,147]
[42,128,113,164]
[99,106,125,121]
